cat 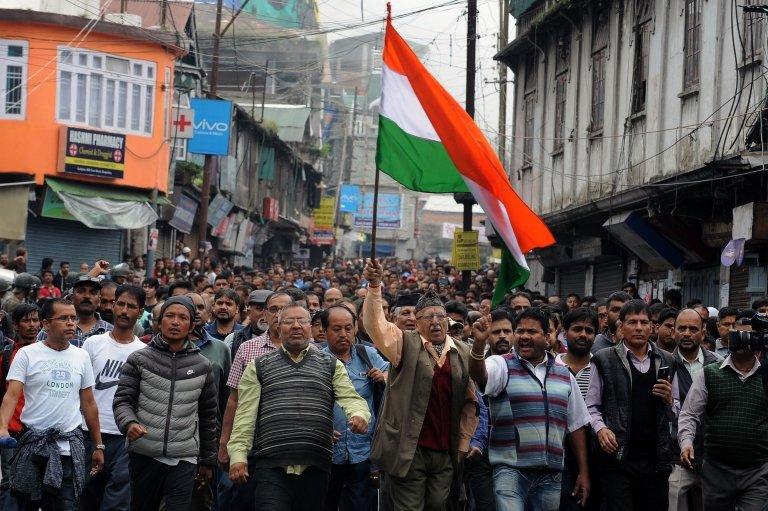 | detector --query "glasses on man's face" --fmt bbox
[53,315,78,324]
[279,318,311,326]
[416,313,447,322]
